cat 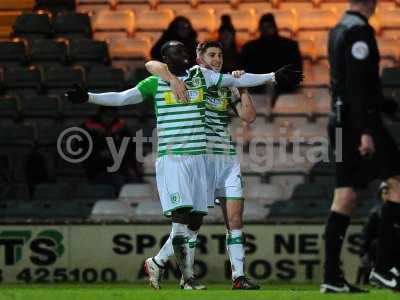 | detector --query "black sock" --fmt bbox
[376,200,400,273]
[323,211,350,282]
